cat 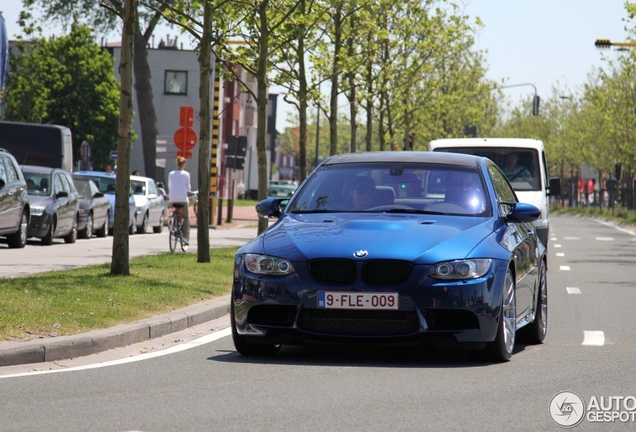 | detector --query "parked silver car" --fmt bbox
[130,175,165,233]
